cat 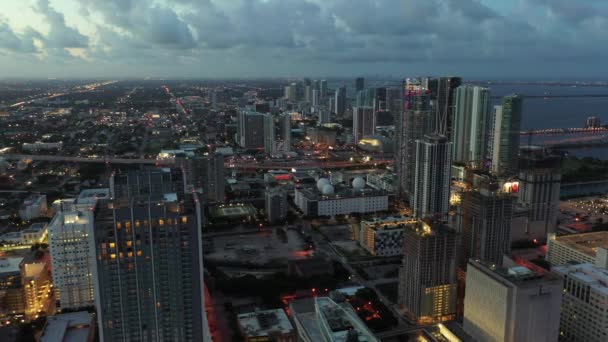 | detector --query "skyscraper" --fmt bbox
[458,182,514,266]
[304,85,312,103]
[320,80,328,99]
[318,109,331,125]
[516,146,562,241]
[334,86,346,116]
[284,83,297,102]
[311,89,320,107]
[192,153,225,203]
[398,221,458,324]
[94,168,208,341]
[279,113,292,152]
[263,113,276,154]
[435,76,462,135]
[48,189,109,310]
[237,110,265,149]
[412,134,452,220]
[491,95,523,175]
[451,86,491,166]
[463,259,563,342]
[352,106,375,144]
[355,77,365,92]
